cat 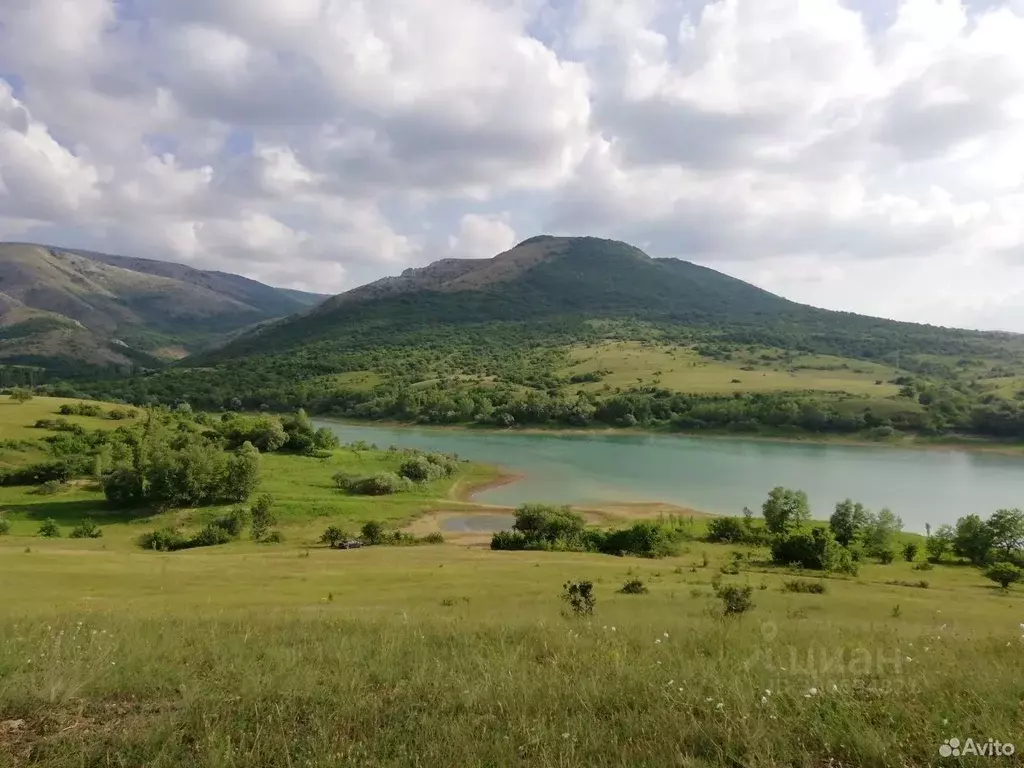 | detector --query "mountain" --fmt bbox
[0,242,325,376]
[206,234,1018,364]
